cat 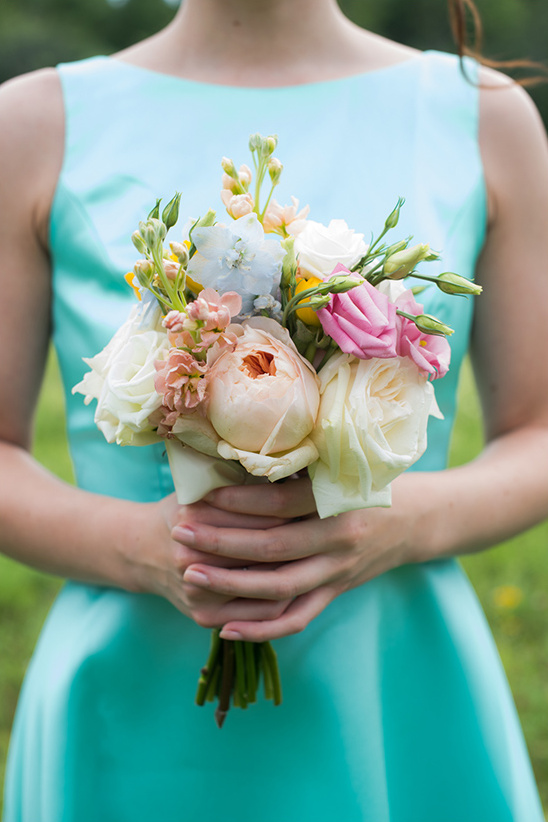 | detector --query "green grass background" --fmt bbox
[1,350,547,811]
